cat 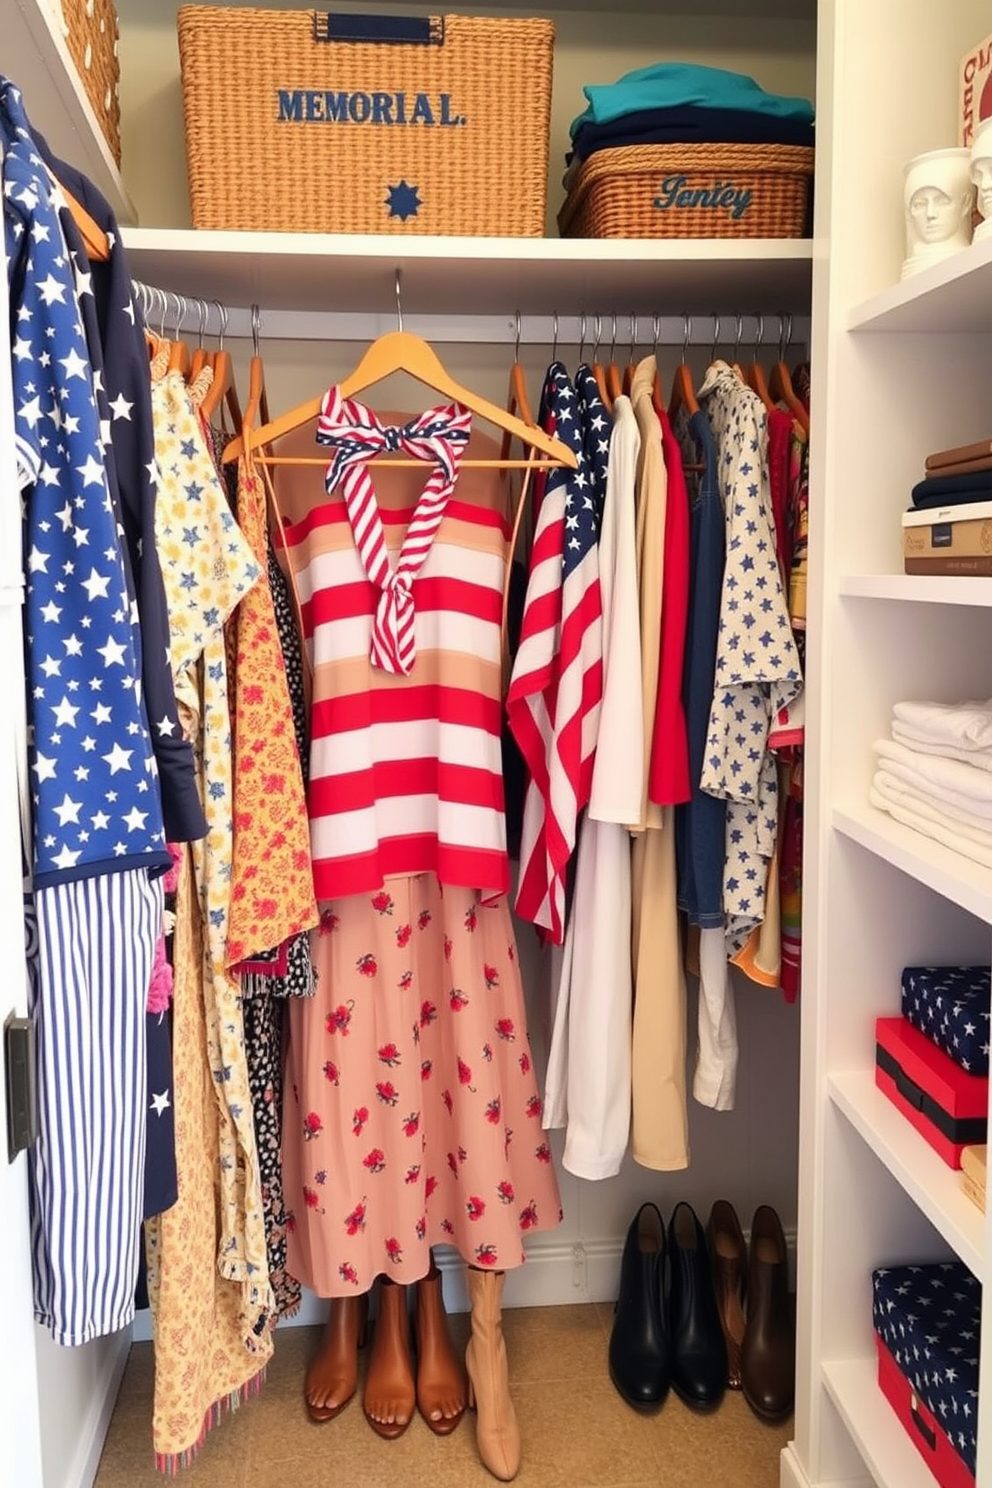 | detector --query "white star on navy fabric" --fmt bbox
[872,1262,979,1477]
[3,78,168,886]
[901,966,991,1076]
